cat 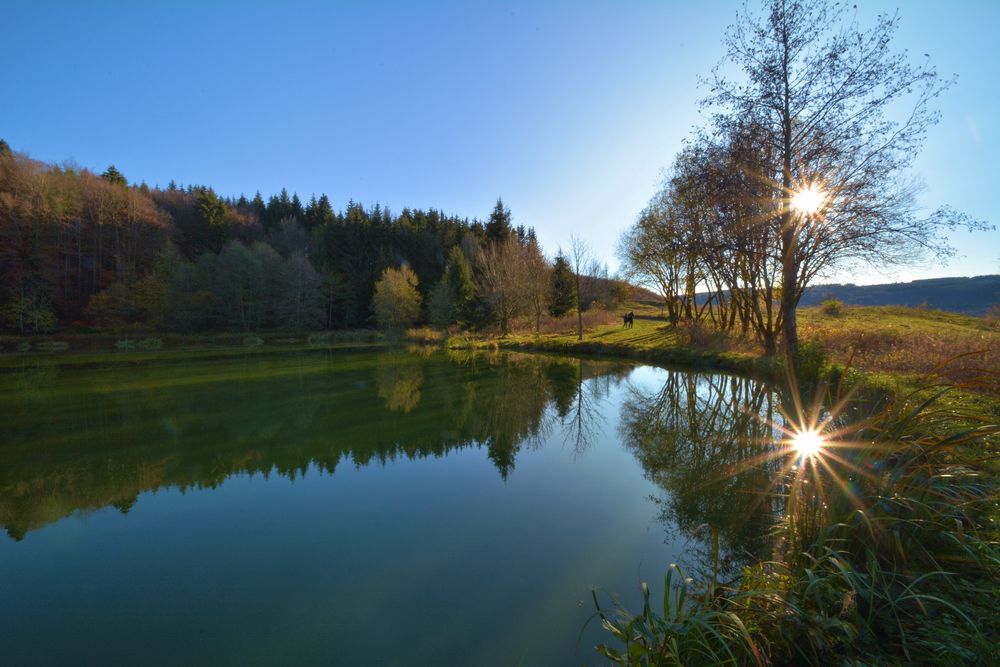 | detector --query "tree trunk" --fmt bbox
[779,218,798,360]
[779,19,798,364]
[575,274,583,340]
